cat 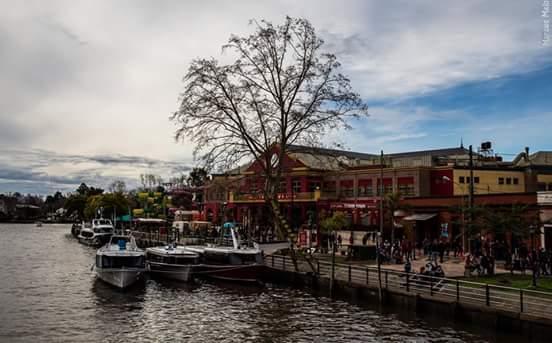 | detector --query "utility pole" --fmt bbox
[378,150,384,302]
[468,145,474,254]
